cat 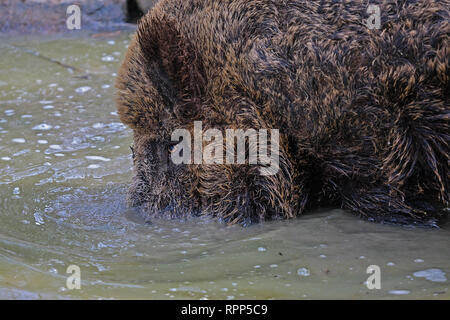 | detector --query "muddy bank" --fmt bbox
[0,0,157,34]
